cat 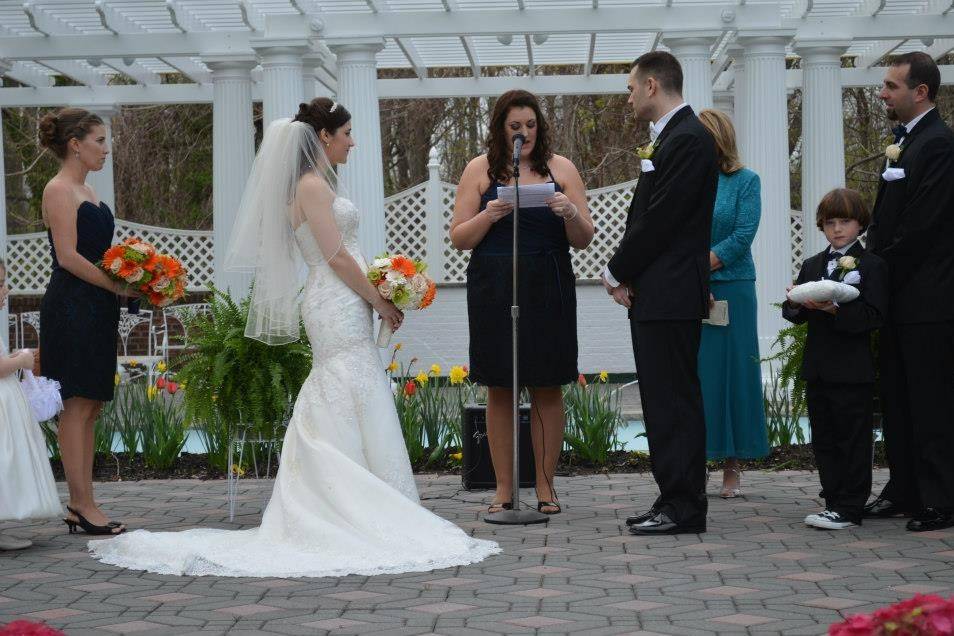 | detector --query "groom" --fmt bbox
[602,52,718,535]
